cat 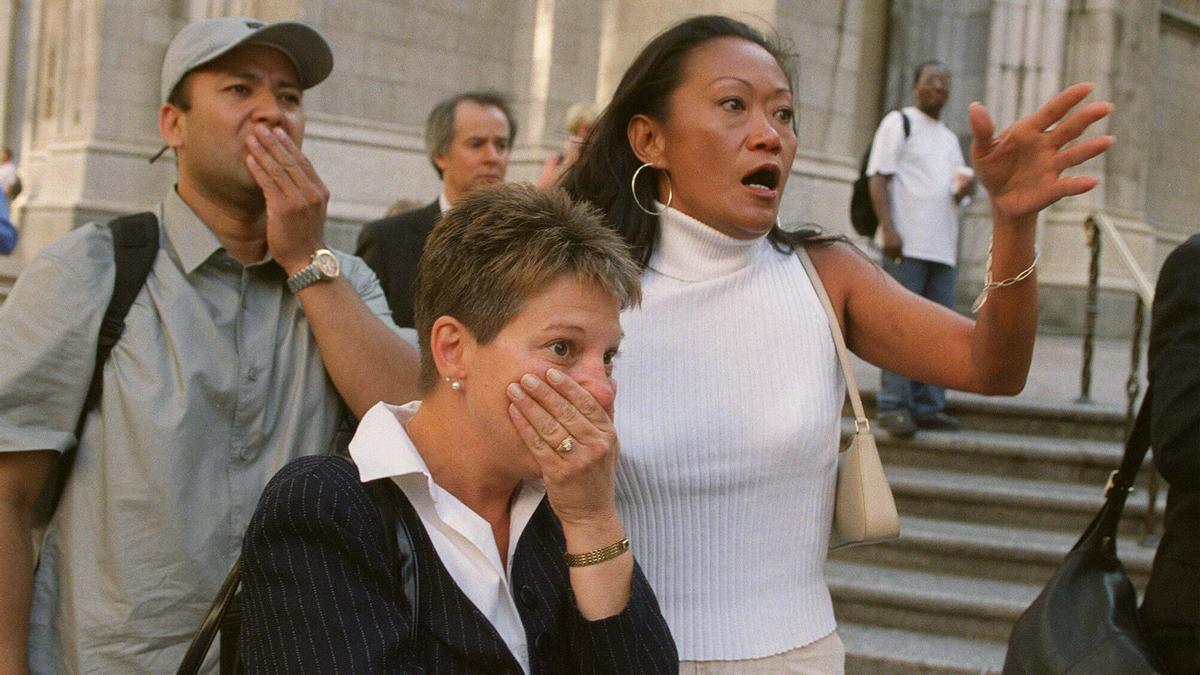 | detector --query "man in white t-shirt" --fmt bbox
[866,61,975,438]
[0,148,18,200]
